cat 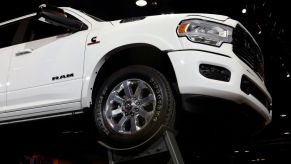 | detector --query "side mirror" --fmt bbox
[37,4,87,32]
